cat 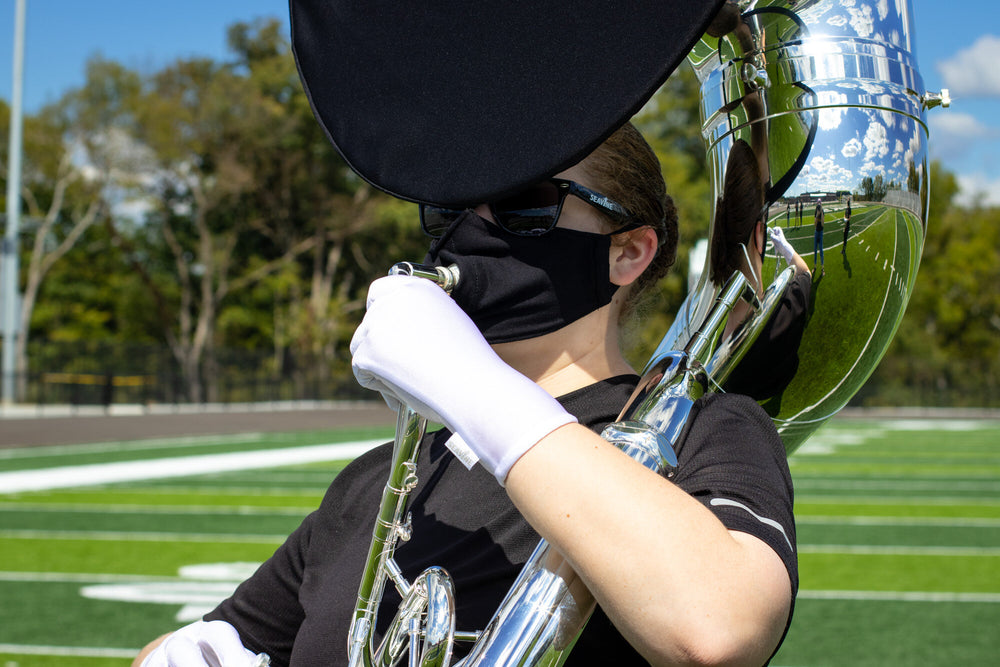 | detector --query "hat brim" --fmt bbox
[291,1,726,207]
